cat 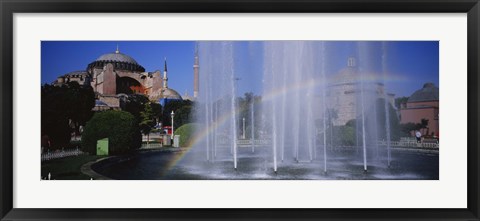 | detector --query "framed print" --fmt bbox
[1,0,479,220]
